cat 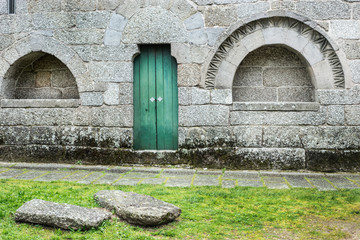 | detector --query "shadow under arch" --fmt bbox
[0,34,87,98]
[2,51,79,99]
[203,14,352,90]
